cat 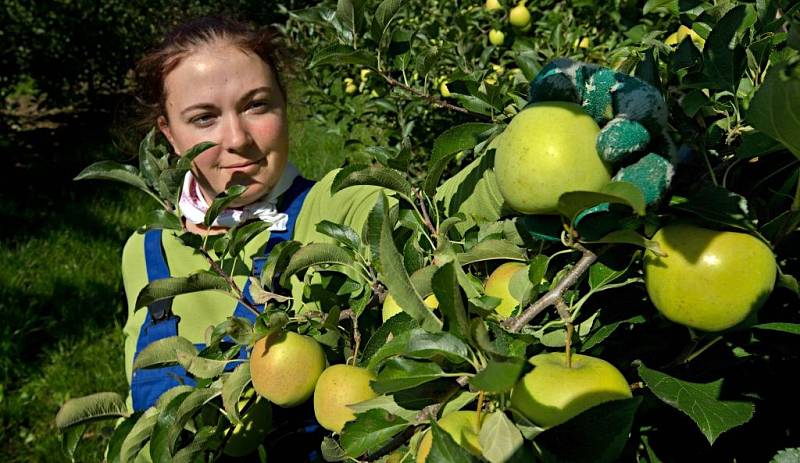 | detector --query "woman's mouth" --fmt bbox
[221,159,264,171]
